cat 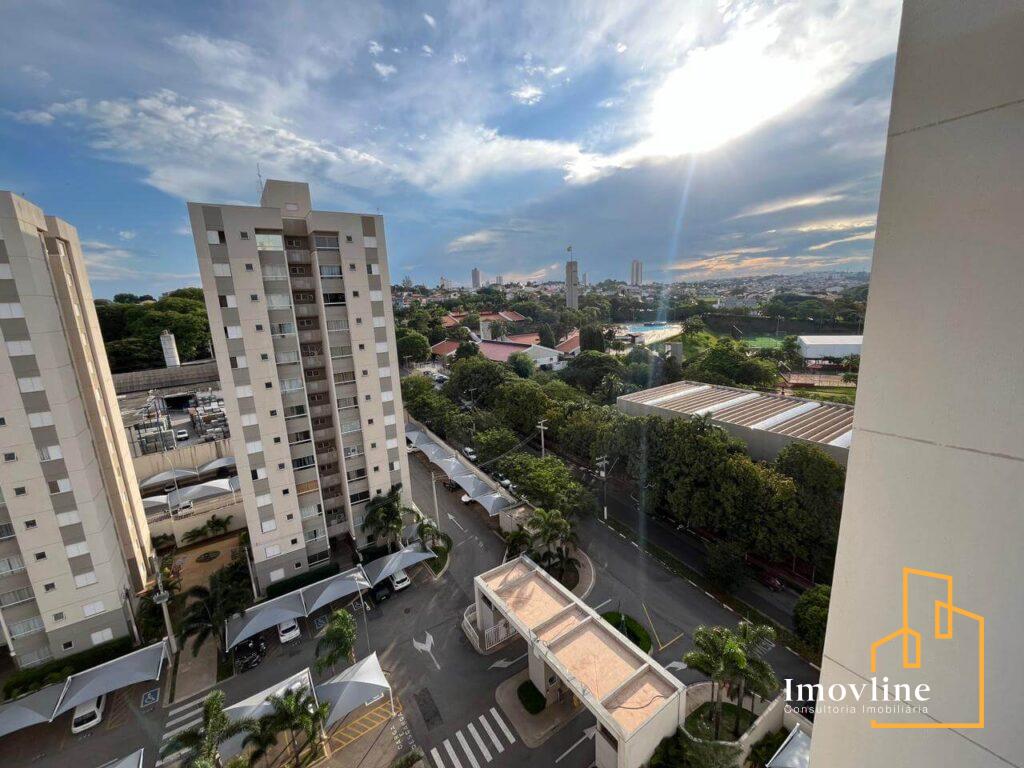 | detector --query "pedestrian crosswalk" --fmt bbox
[428,708,516,768]
[155,691,216,766]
